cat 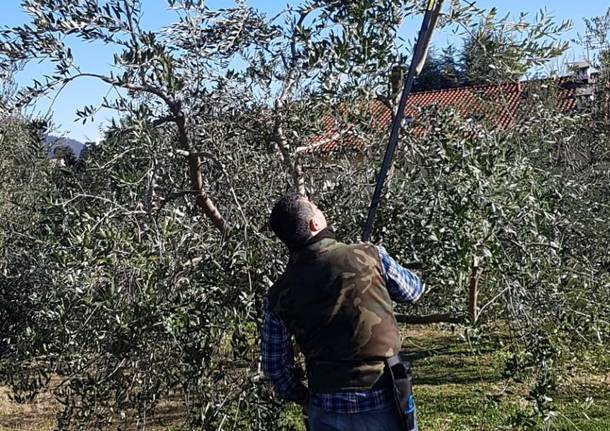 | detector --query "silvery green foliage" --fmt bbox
[1,115,288,429]
[456,6,571,85]
[0,1,607,430]
[308,90,609,425]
